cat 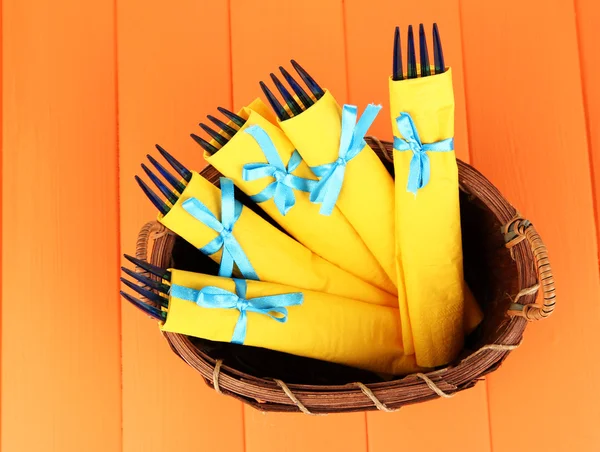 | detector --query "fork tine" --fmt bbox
[217,107,246,128]
[270,73,303,116]
[393,26,404,81]
[199,123,229,147]
[121,267,171,295]
[260,81,291,121]
[135,176,170,215]
[120,291,166,321]
[141,164,179,205]
[433,23,445,74]
[123,254,171,281]
[290,60,325,100]
[207,114,239,137]
[407,25,417,79]
[419,24,431,77]
[155,145,192,182]
[191,133,220,154]
[121,278,169,308]
[147,154,187,193]
[279,66,314,109]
